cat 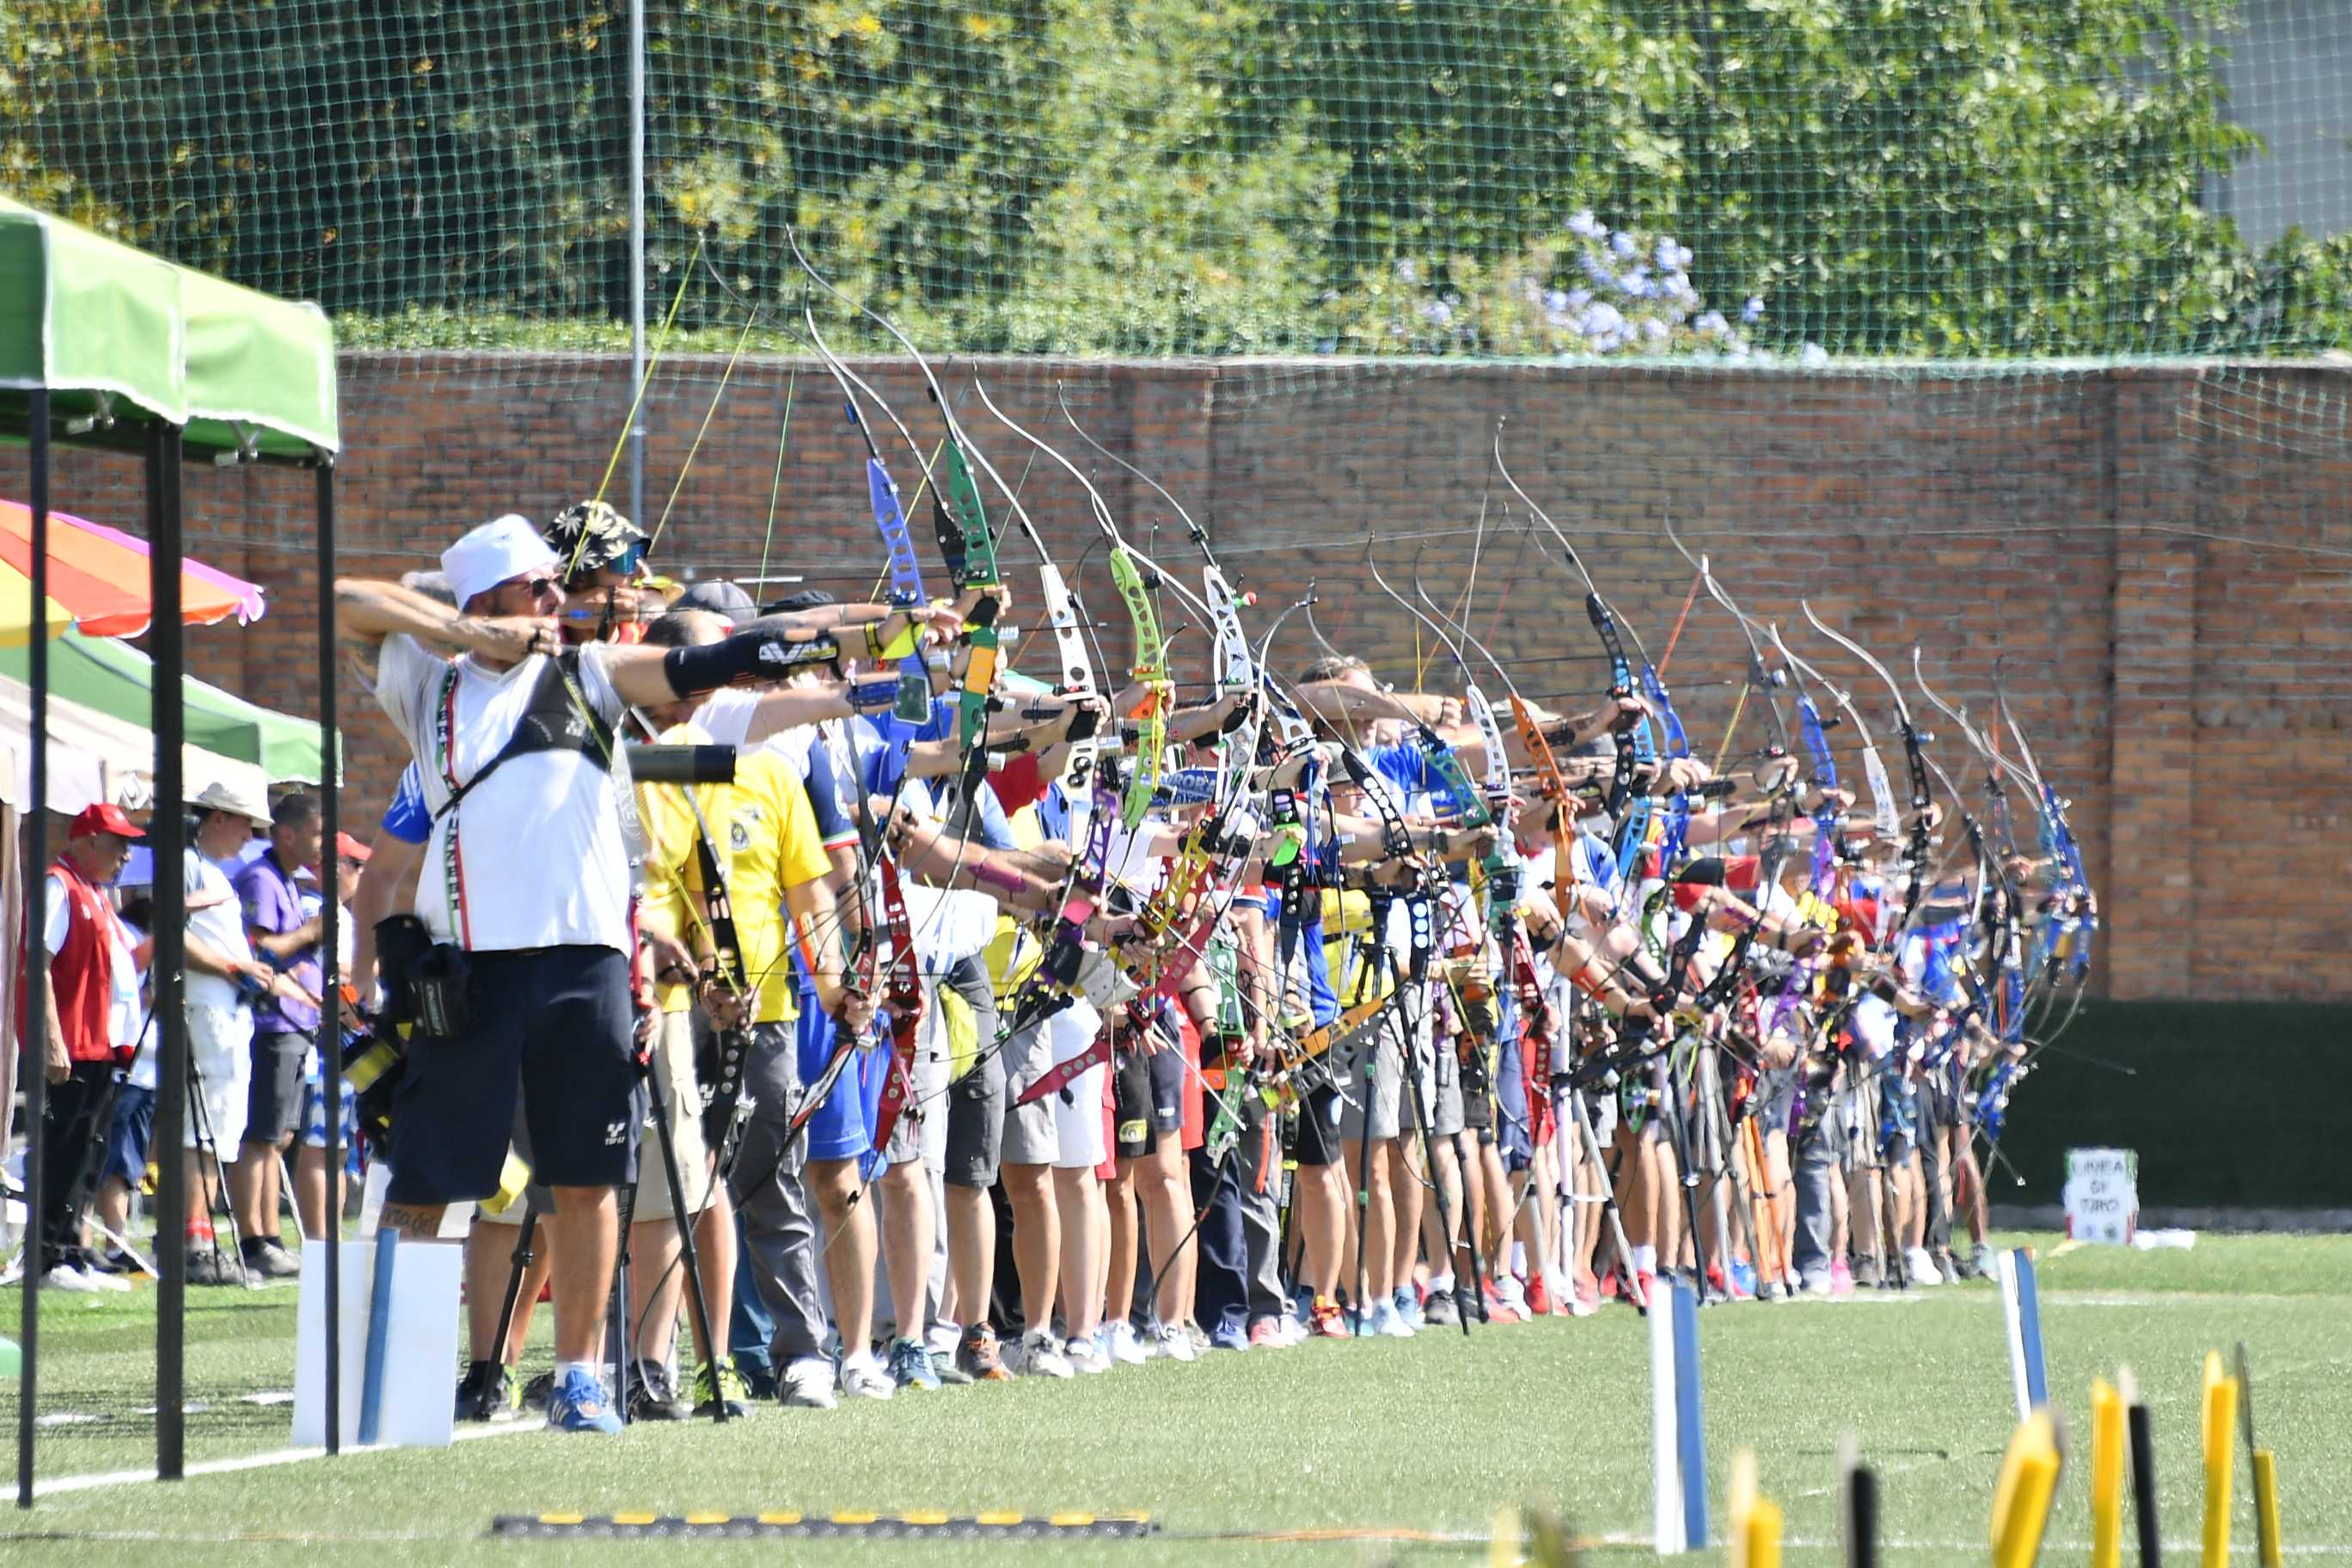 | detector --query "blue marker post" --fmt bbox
[358,1230,398,1446]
